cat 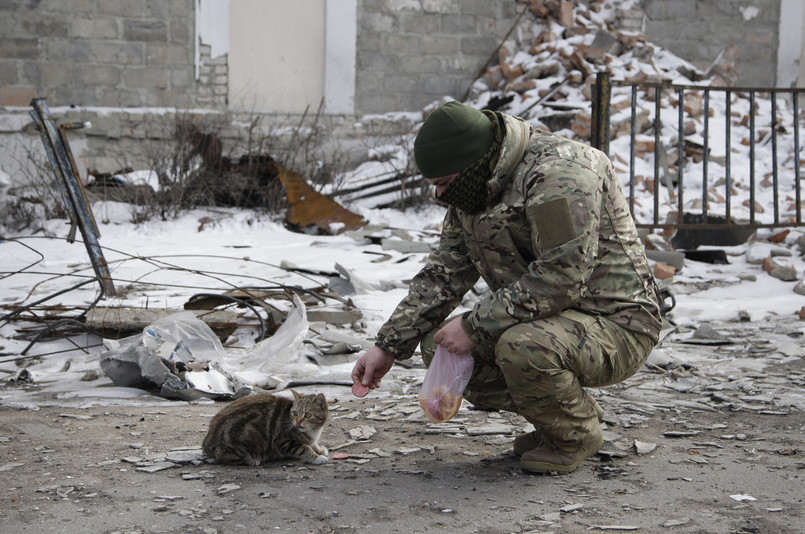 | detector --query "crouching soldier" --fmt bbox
[352,101,662,474]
